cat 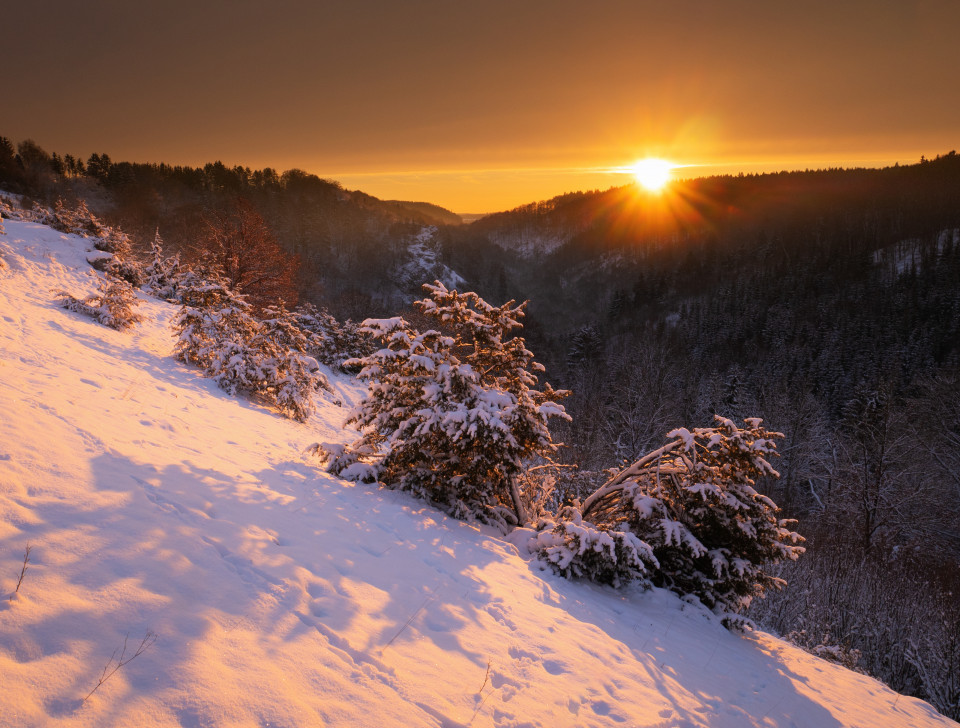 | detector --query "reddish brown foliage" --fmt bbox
[200,198,299,308]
